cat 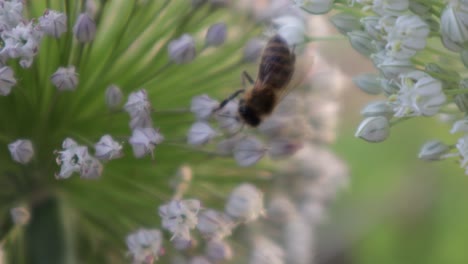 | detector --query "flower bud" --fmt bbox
[347,31,376,56]
[225,183,264,222]
[233,137,266,167]
[205,239,232,262]
[51,66,78,91]
[10,207,30,226]
[0,66,17,96]
[372,0,409,16]
[187,122,218,146]
[409,1,430,16]
[105,85,123,109]
[380,78,399,96]
[168,34,196,64]
[216,136,241,156]
[352,73,382,95]
[190,94,218,120]
[355,116,390,142]
[272,15,306,46]
[451,118,468,134]
[205,23,227,47]
[360,101,393,119]
[295,0,334,14]
[441,4,468,44]
[267,195,297,224]
[376,57,413,79]
[243,38,264,63]
[330,12,361,34]
[418,140,450,161]
[39,10,67,38]
[8,139,34,164]
[73,13,96,43]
